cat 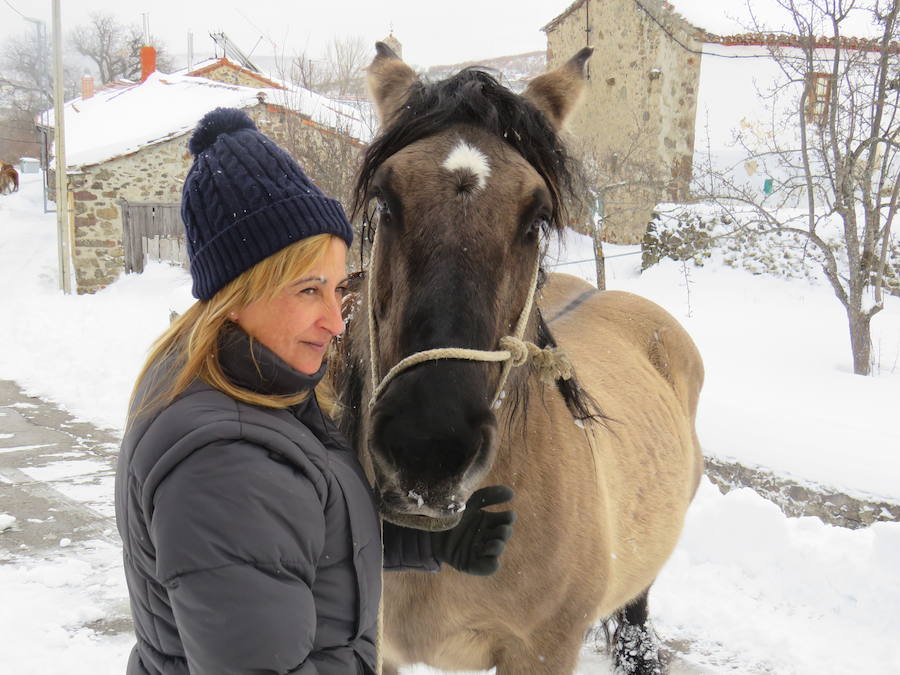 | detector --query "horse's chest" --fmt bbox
[383,574,494,670]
